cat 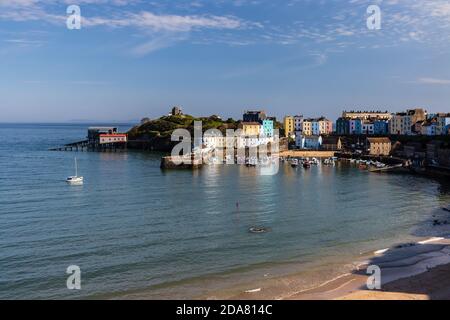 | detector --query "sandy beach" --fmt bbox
[197,236,450,300]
